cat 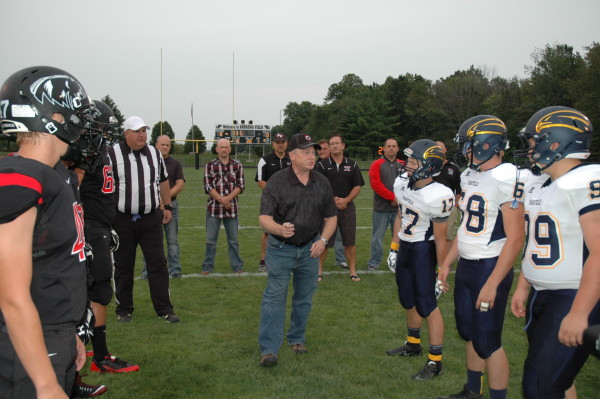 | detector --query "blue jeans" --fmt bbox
[367,210,397,268]
[202,213,243,272]
[141,200,181,277]
[259,235,319,355]
[164,199,181,275]
[334,228,346,264]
